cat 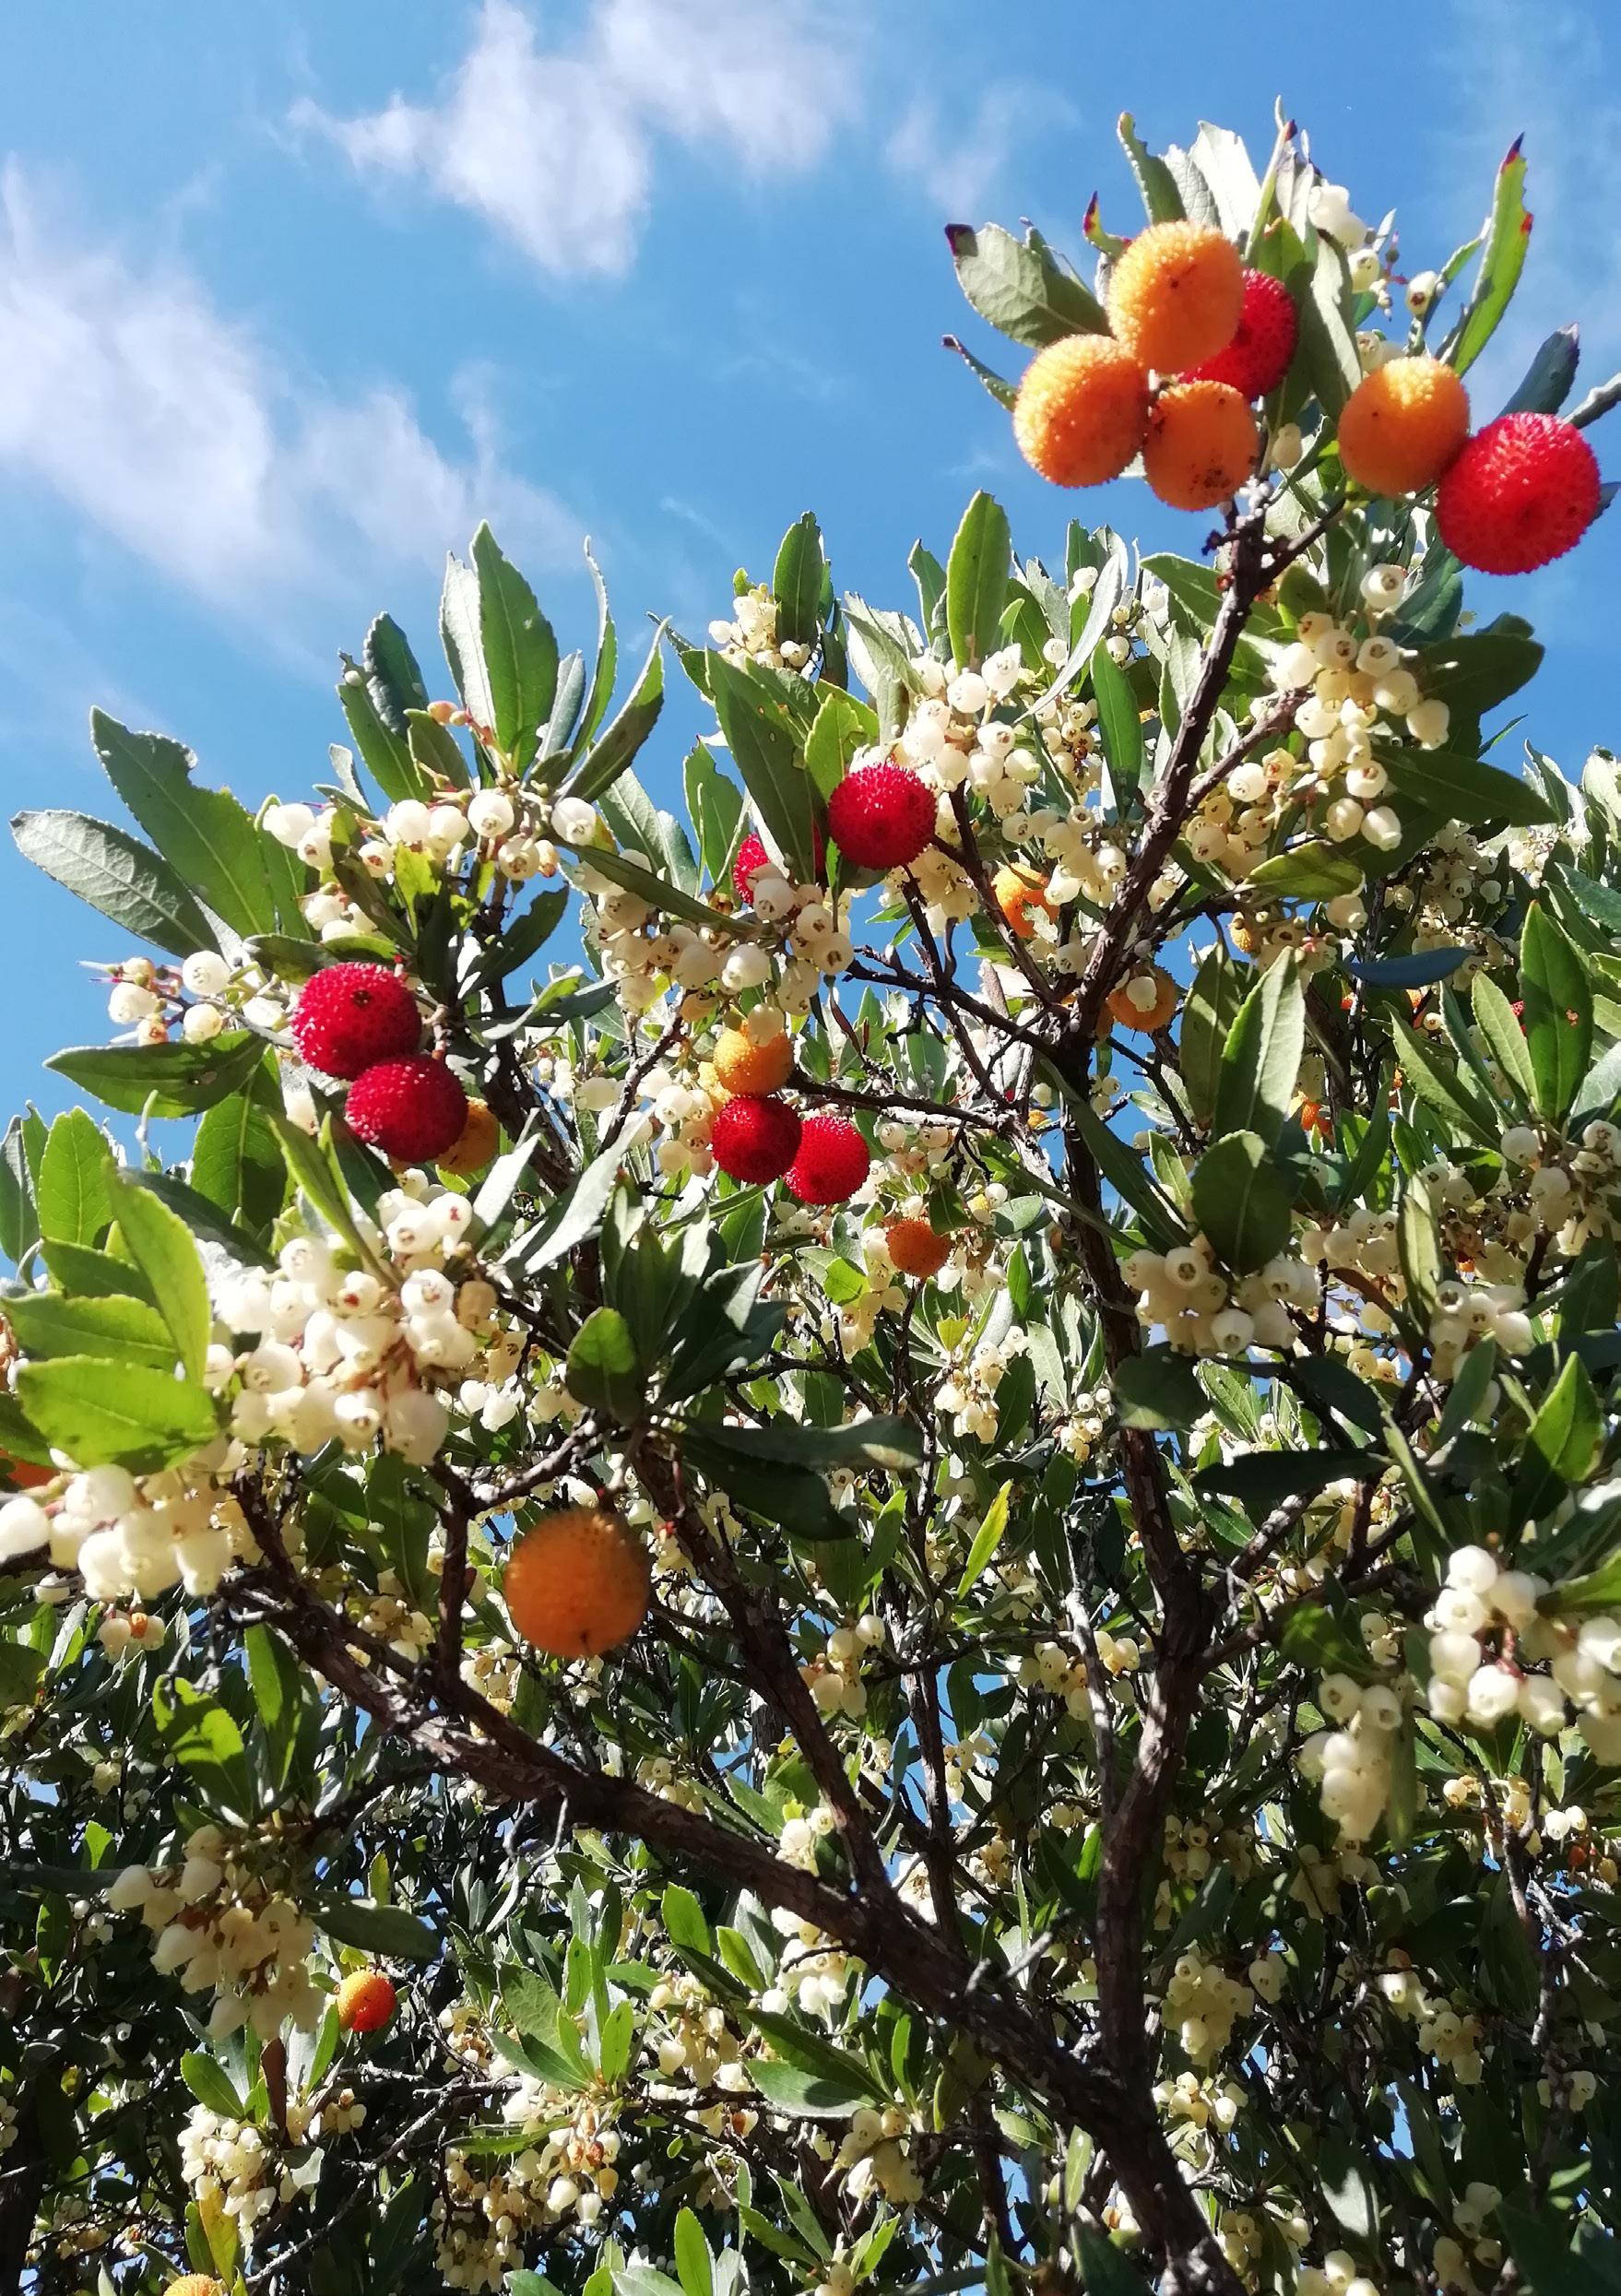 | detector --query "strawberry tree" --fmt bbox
[4,105,1621,2296]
